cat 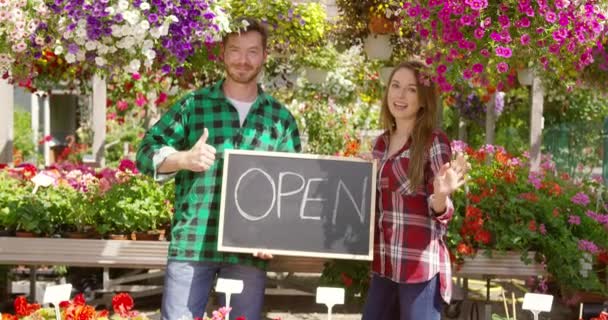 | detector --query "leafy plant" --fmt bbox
[13,109,36,164]
[297,44,339,71]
